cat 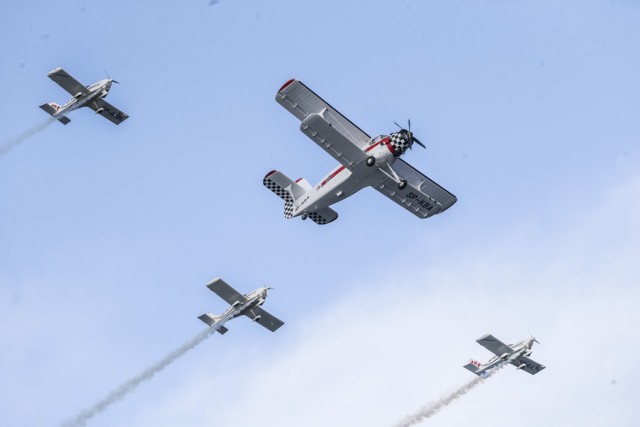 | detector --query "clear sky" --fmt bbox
[1,0,639,426]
